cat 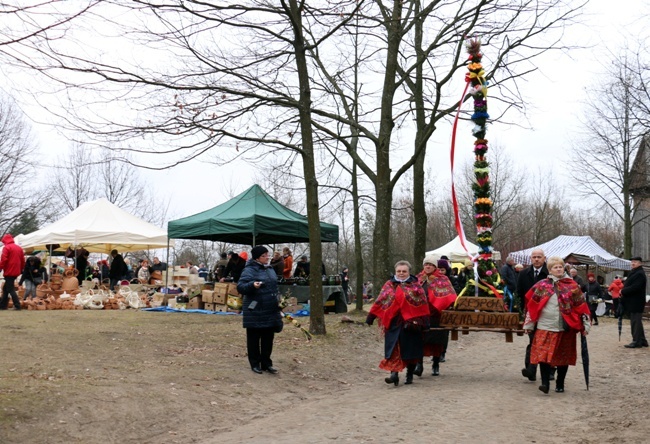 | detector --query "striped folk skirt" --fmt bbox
[530,329,577,367]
